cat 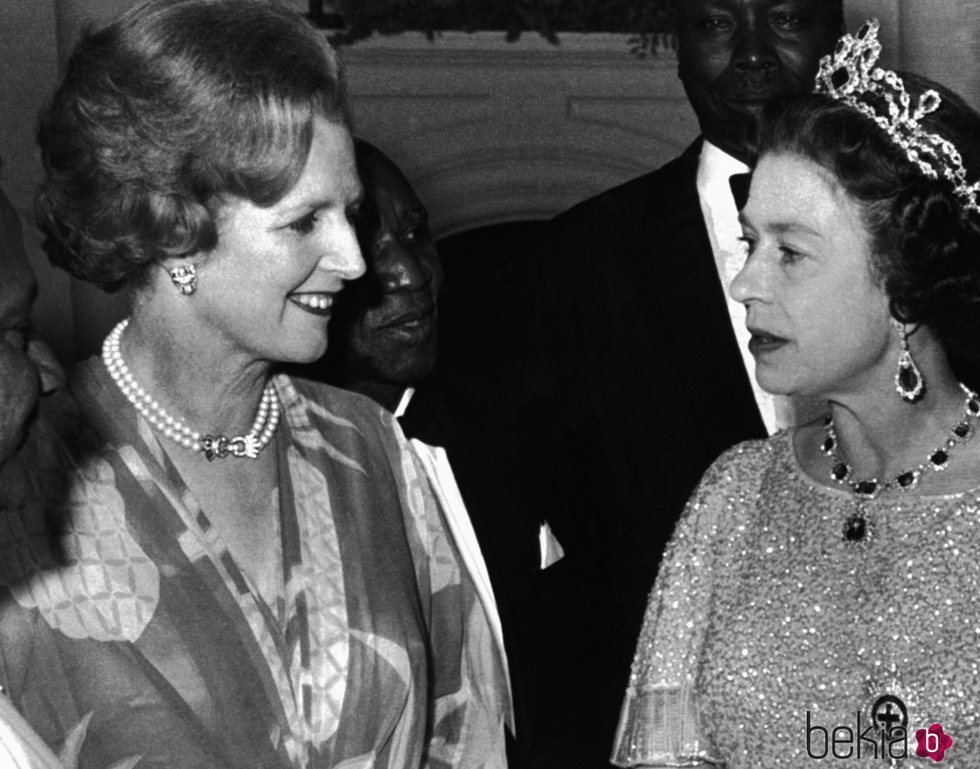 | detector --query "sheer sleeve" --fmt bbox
[611,442,766,768]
